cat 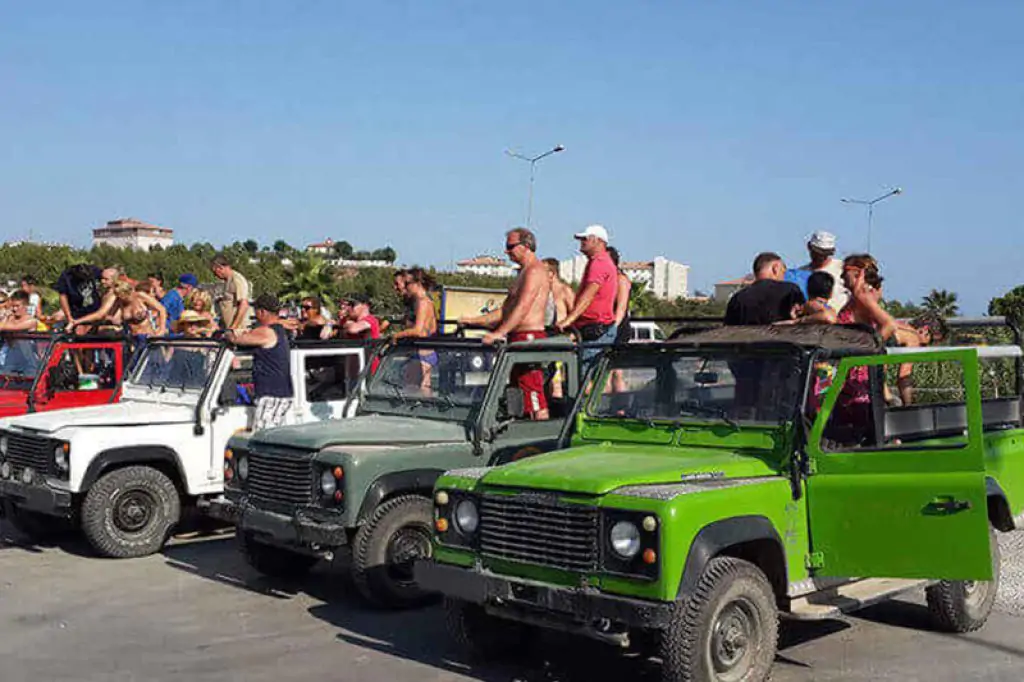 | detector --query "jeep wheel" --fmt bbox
[926,528,1000,633]
[444,597,532,660]
[2,500,71,540]
[240,532,317,579]
[81,466,181,558]
[351,494,435,608]
[660,557,778,682]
